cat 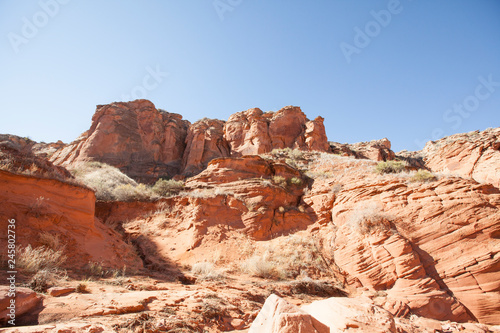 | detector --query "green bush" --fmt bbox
[375,160,406,174]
